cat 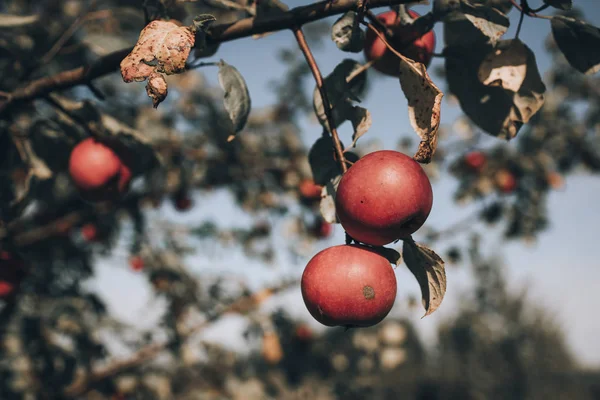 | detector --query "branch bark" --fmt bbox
[0,0,414,116]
